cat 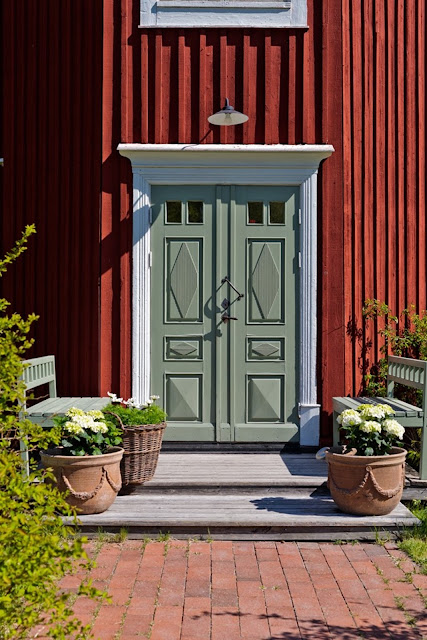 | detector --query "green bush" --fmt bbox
[0,226,104,640]
[103,402,166,427]
[362,299,426,468]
